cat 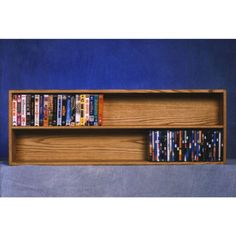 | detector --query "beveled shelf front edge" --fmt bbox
[9,161,225,166]
[11,125,224,130]
[9,89,226,94]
